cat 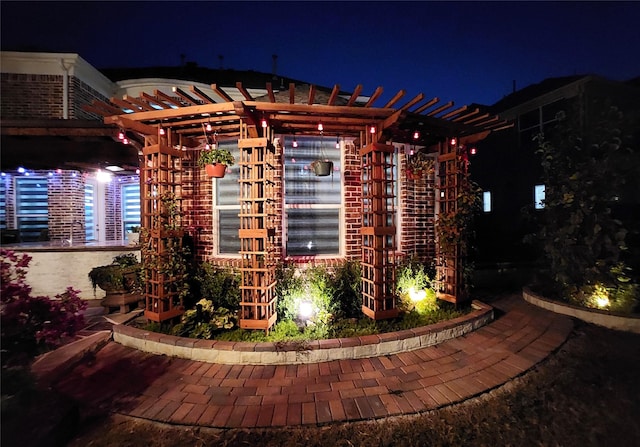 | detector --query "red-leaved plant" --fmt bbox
[1,249,87,366]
